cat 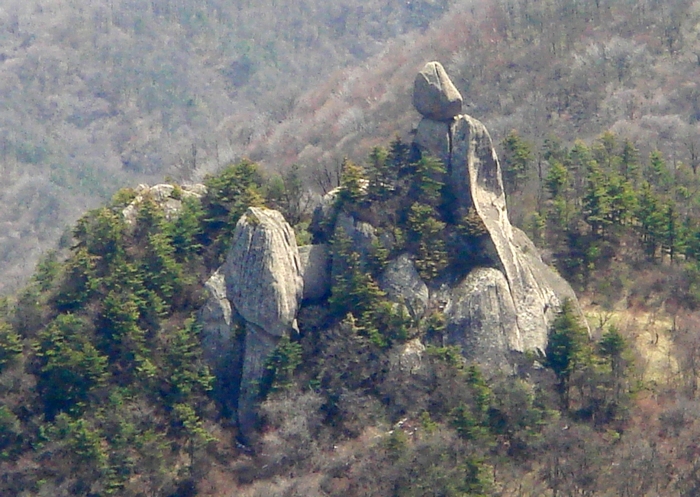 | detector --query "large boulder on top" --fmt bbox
[413,61,463,121]
[413,62,588,355]
[224,206,303,337]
